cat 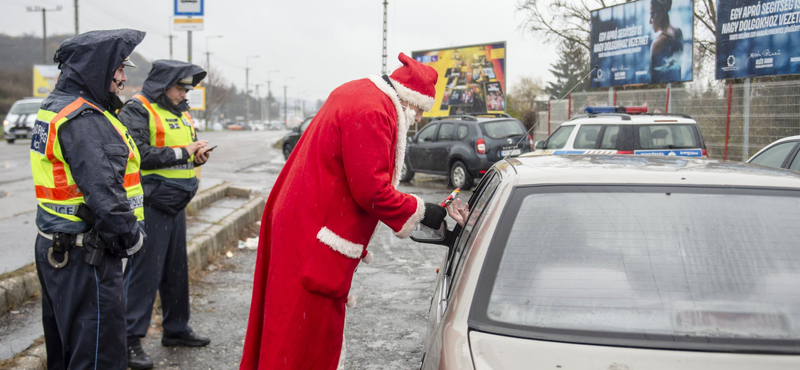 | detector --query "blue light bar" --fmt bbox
[585,106,619,114]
